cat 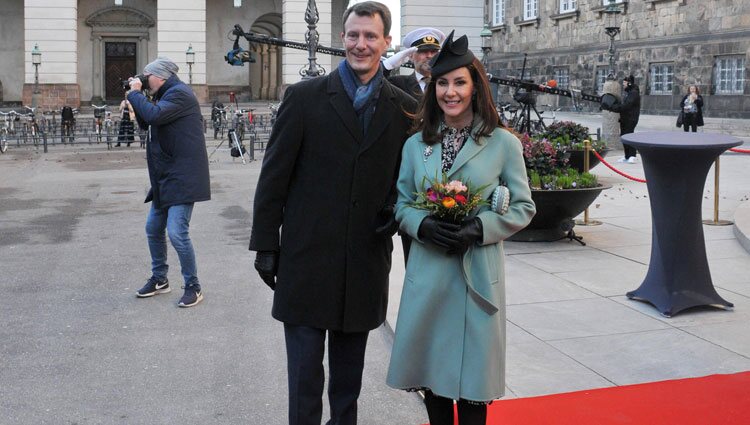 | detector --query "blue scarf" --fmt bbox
[338,60,383,134]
